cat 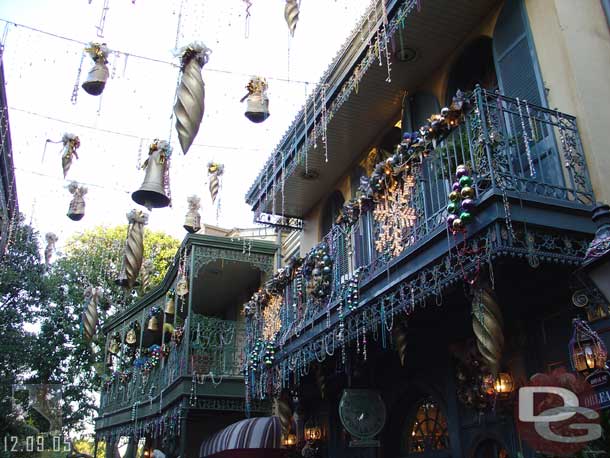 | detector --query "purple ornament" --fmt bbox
[447,214,457,227]
[402,132,411,140]
[461,198,475,211]
[455,165,469,179]
[452,182,461,192]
